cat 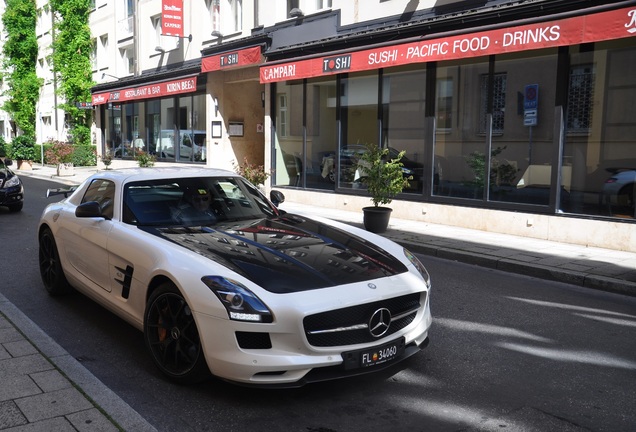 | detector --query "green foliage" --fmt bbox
[0,136,6,158]
[41,141,96,166]
[358,143,411,207]
[100,151,113,169]
[72,145,97,166]
[234,157,271,186]
[2,0,41,138]
[135,151,156,168]
[464,146,518,188]
[50,0,94,146]
[8,135,37,161]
